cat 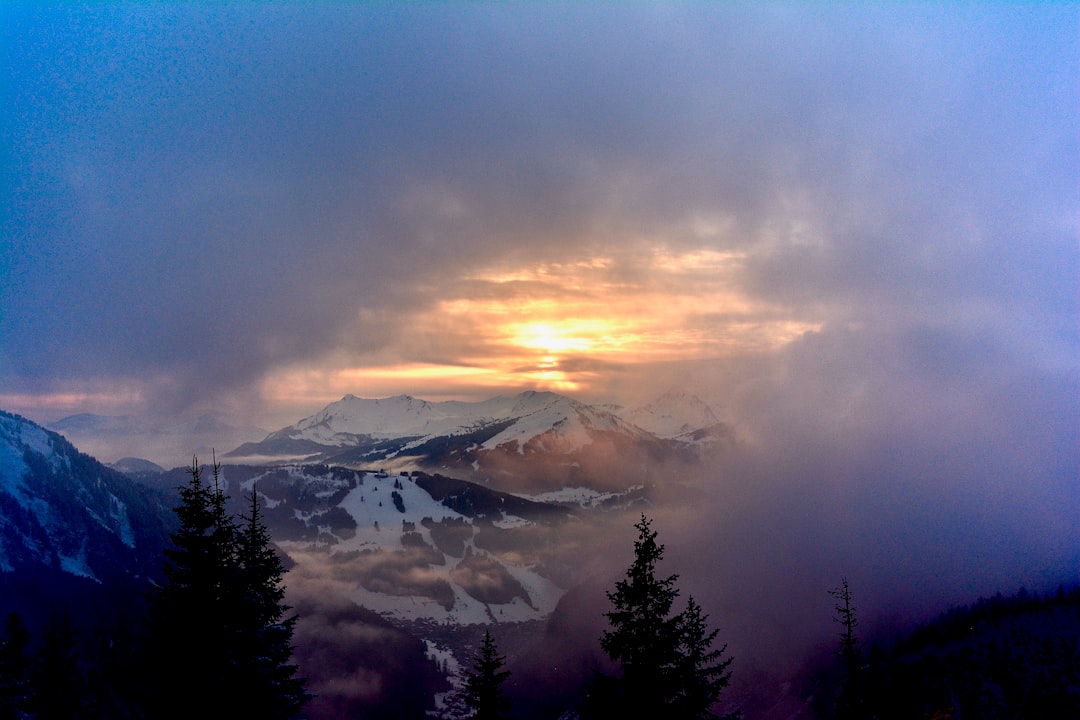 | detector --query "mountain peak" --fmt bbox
[625,390,722,439]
